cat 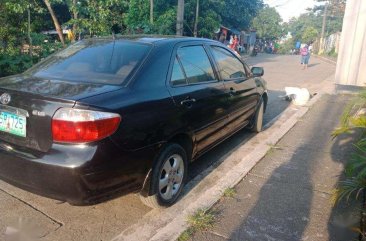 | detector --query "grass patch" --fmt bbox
[266,144,283,155]
[223,187,236,198]
[178,208,217,241]
[178,227,195,241]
